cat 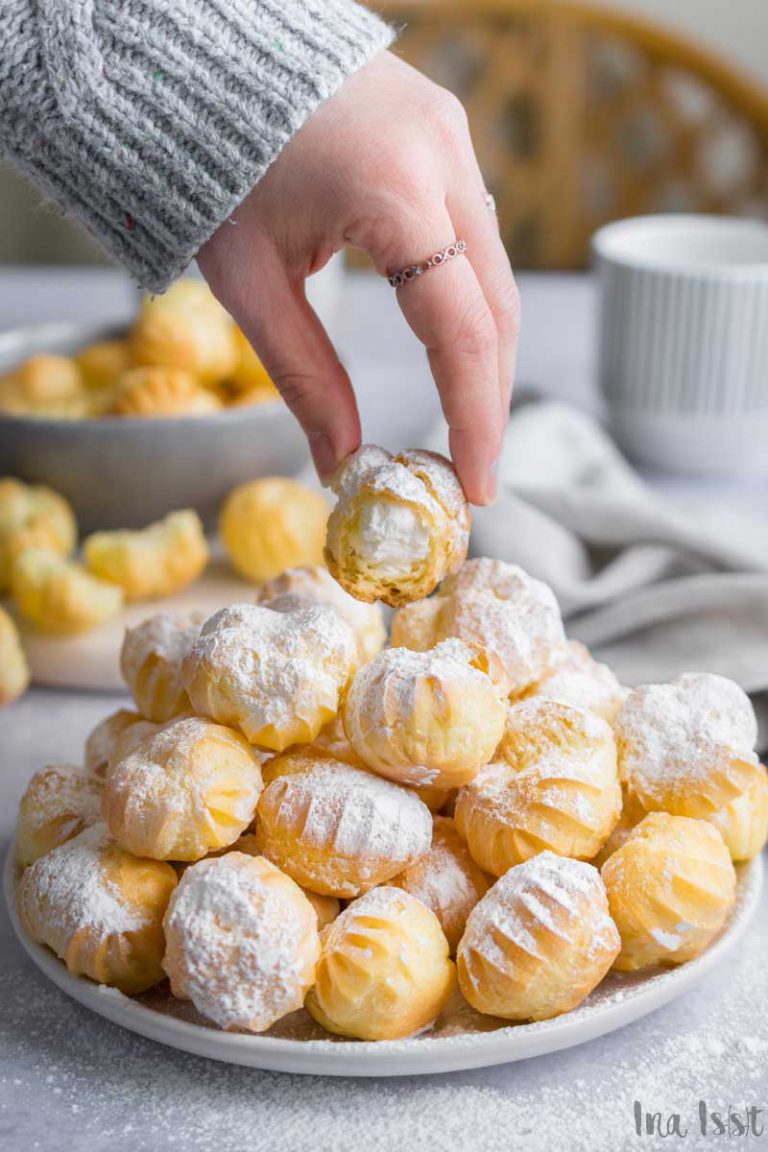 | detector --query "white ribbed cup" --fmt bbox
[593,216,768,477]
